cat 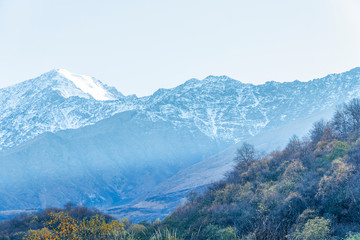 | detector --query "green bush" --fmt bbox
[292,217,331,240]
[344,232,360,240]
[326,141,350,161]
